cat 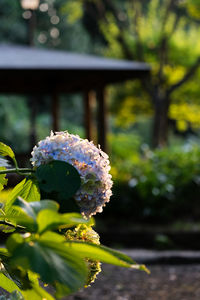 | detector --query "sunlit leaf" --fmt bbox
[5,198,60,232]
[13,198,59,218]
[0,268,53,300]
[22,284,54,300]
[5,208,36,232]
[22,270,54,300]
[39,231,66,243]
[0,142,15,160]
[0,167,8,193]
[19,179,40,203]
[0,247,9,258]
[5,179,26,213]
[64,241,149,272]
[5,178,41,214]
[37,210,94,234]
[29,199,59,214]
[0,273,20,294]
